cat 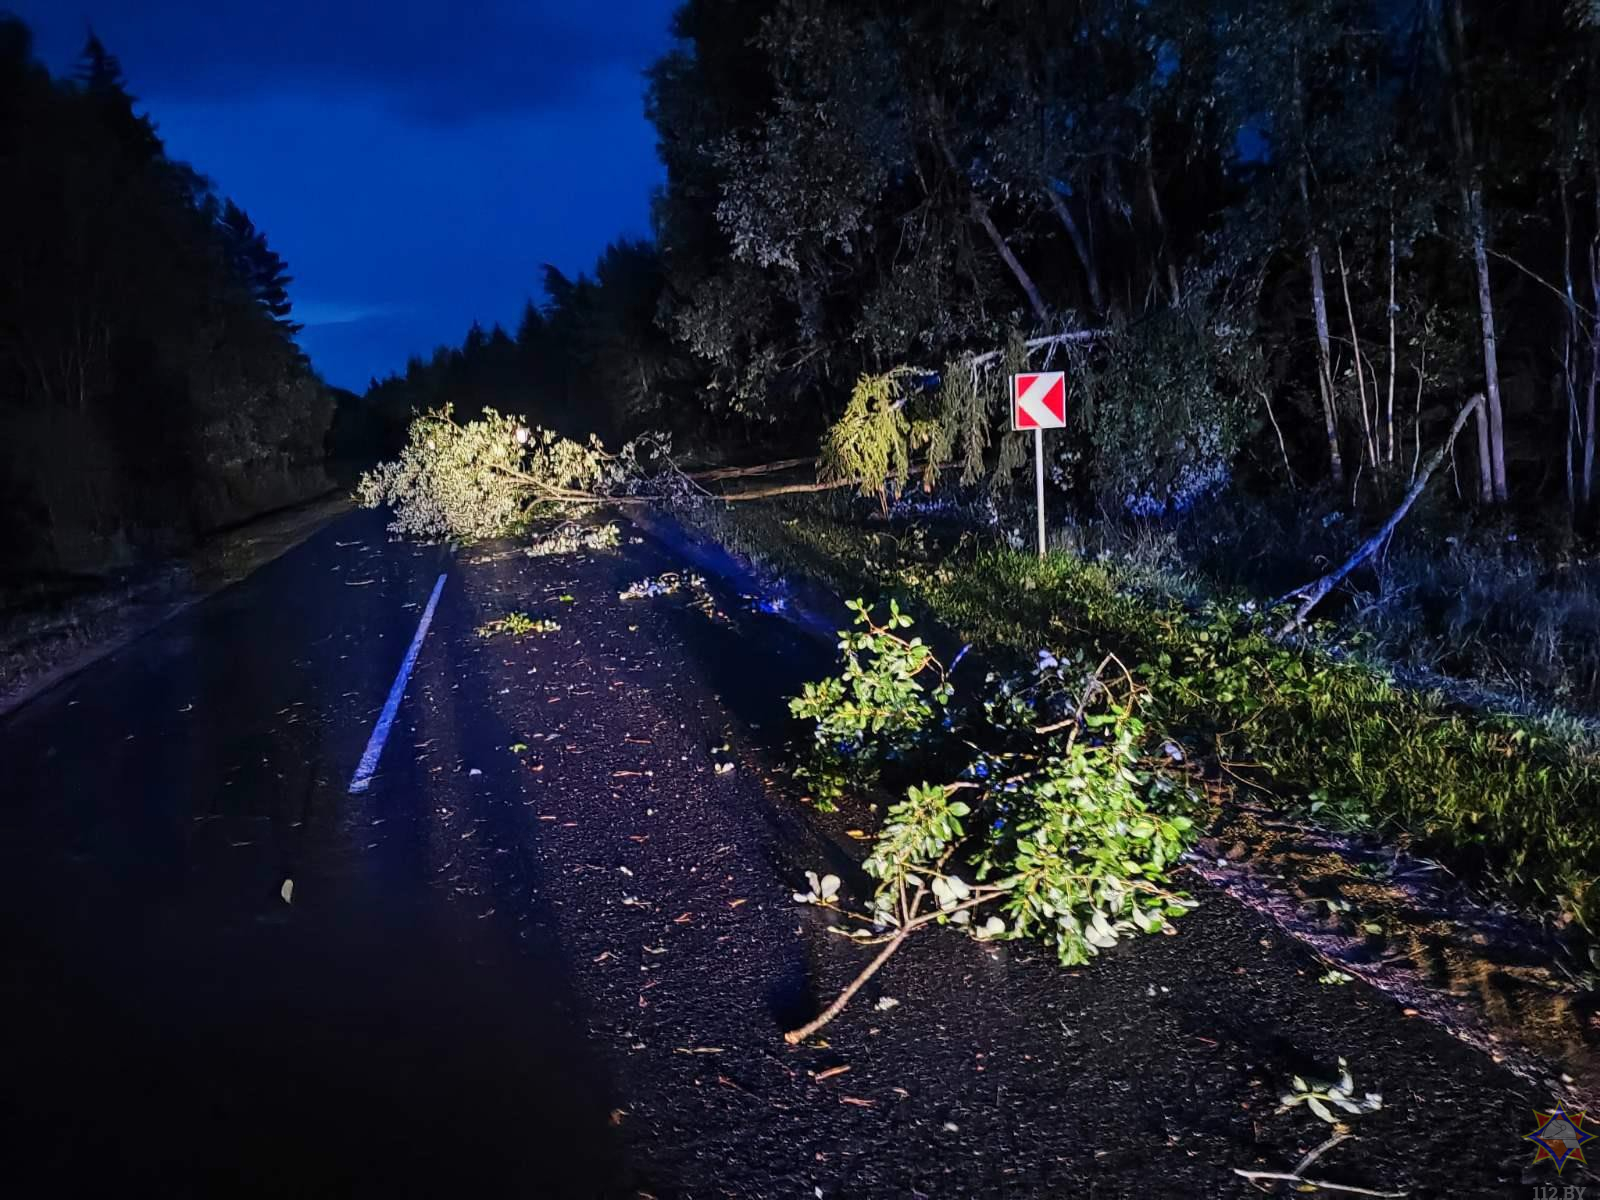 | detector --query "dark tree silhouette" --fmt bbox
[0,19,334,575]
[217,200,301,332]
